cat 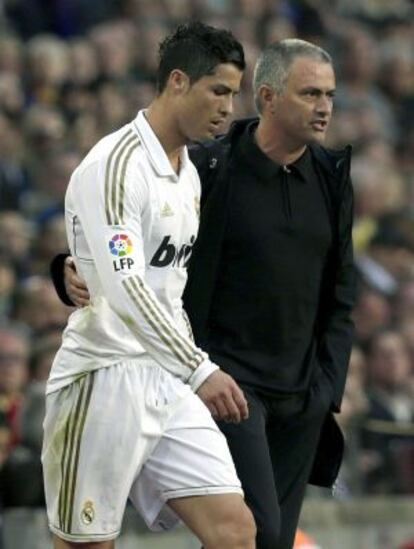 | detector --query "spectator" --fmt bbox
[352,285,393,347]
[67,39,99,87]
[0,380,45,508]
[0,329,60,509]
[335,24,398,145]
[355,213,414,297]
[0,414,11,470]
[13,276,70,335]
[361,329,414,493]
[25,35,70,105]
[0,116,28,212]
[0,34,23,75]
[0,327,30,450]
[336,346,369,495]
[0,256,16,320]
[89,21,136,81]
[29,330,62,383]
[0,212,32,278]
[30,213,67,276]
